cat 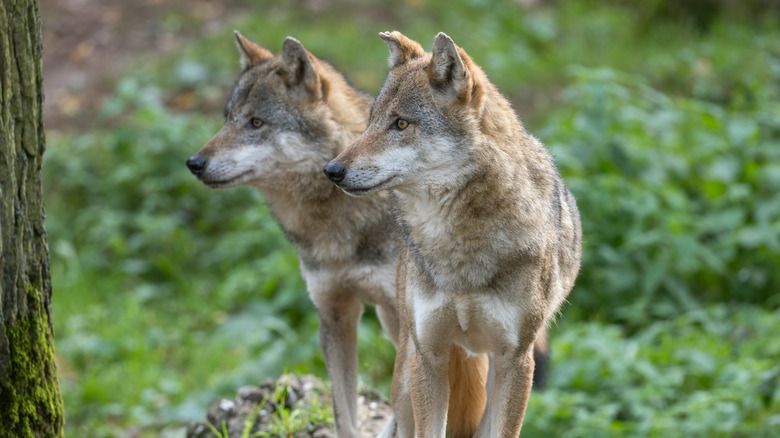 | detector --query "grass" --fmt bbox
[45,0,780,436]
